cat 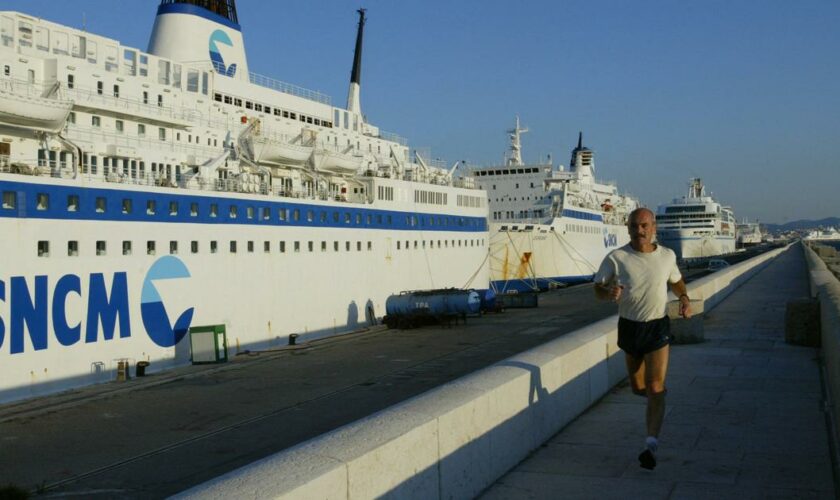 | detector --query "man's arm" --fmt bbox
[668,279,691,318]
